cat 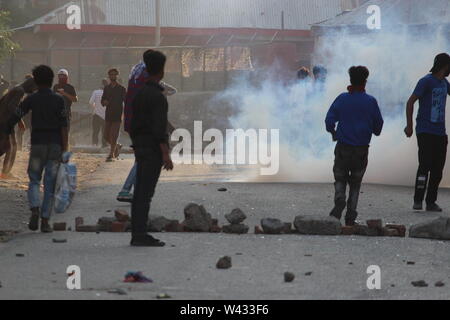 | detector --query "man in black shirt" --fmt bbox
[6,65,69,233]
[53,69,77,147]
[130,50,174,247]
[101,68,126,162]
